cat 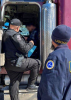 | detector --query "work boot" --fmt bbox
[27,84,38,90]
